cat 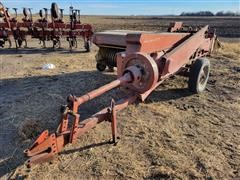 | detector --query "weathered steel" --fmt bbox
[94,25,191,71]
